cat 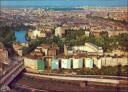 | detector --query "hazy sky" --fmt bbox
[1,0,128,7]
